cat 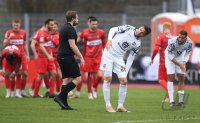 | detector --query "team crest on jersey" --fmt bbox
[122,41,129,49]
